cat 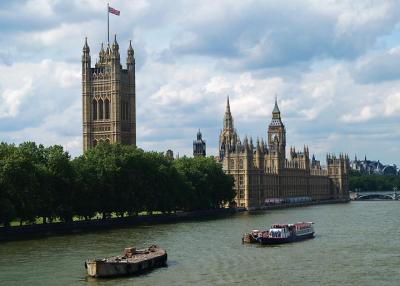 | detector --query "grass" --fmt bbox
[1,211,169,228]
